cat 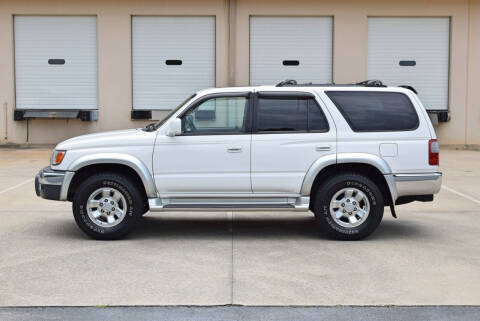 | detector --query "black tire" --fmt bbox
[141,202,150,216]
[313,173,384,240]
[72,172,143,240]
